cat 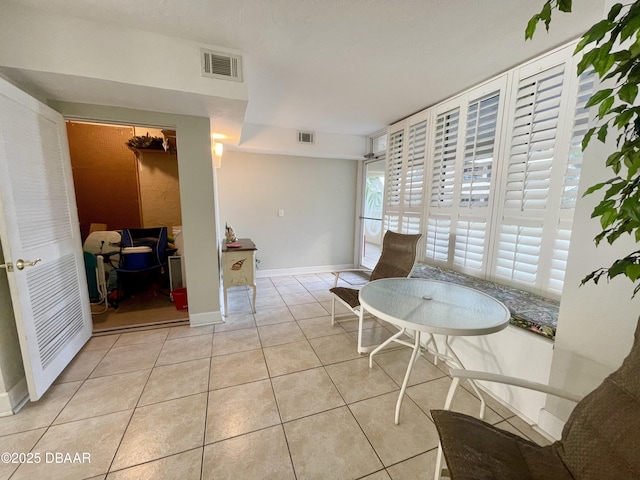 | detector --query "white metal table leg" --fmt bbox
[368,328,408,368]
[357,307,367,354]
[394,331,421,424]
[443,336,486,419]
